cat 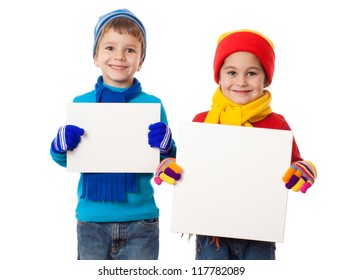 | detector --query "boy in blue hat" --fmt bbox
[50,9,176,260]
